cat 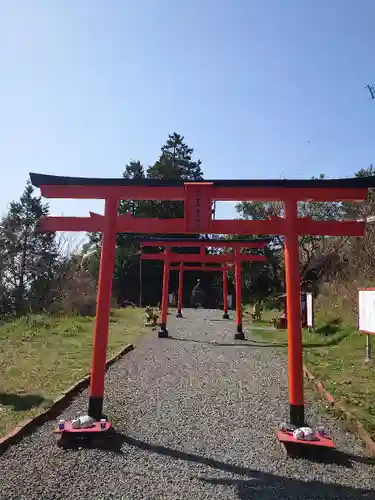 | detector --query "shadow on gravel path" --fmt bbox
[67,431,375,469]
[207,318,233,322]
[168,336,286,347]
[168,336,334,349]
[67,432,375,499]
[199,476,374,500]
